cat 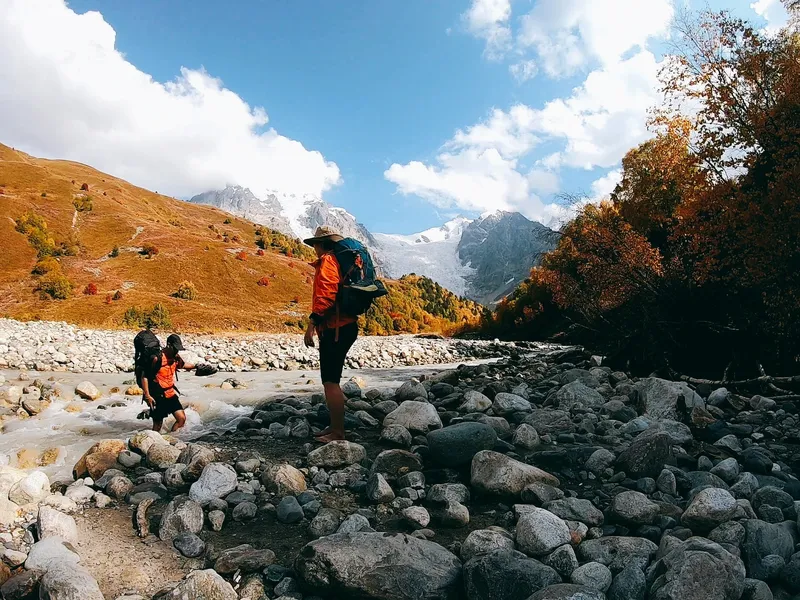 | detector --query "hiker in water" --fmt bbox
[303,226,359,442]
[141,334,196,432]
